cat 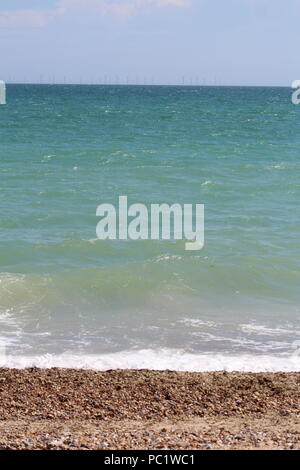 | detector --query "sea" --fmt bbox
[0,84,300,371]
